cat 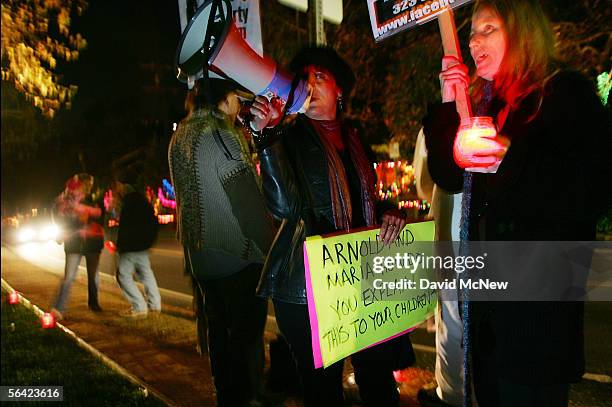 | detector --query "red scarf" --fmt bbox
[309,118,376,231]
